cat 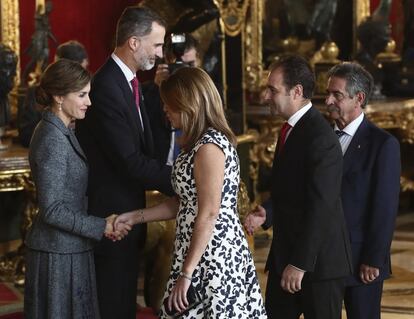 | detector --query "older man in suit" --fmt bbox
[326,62,400,319]
[245,55,352,319]
[76,6,174,319]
